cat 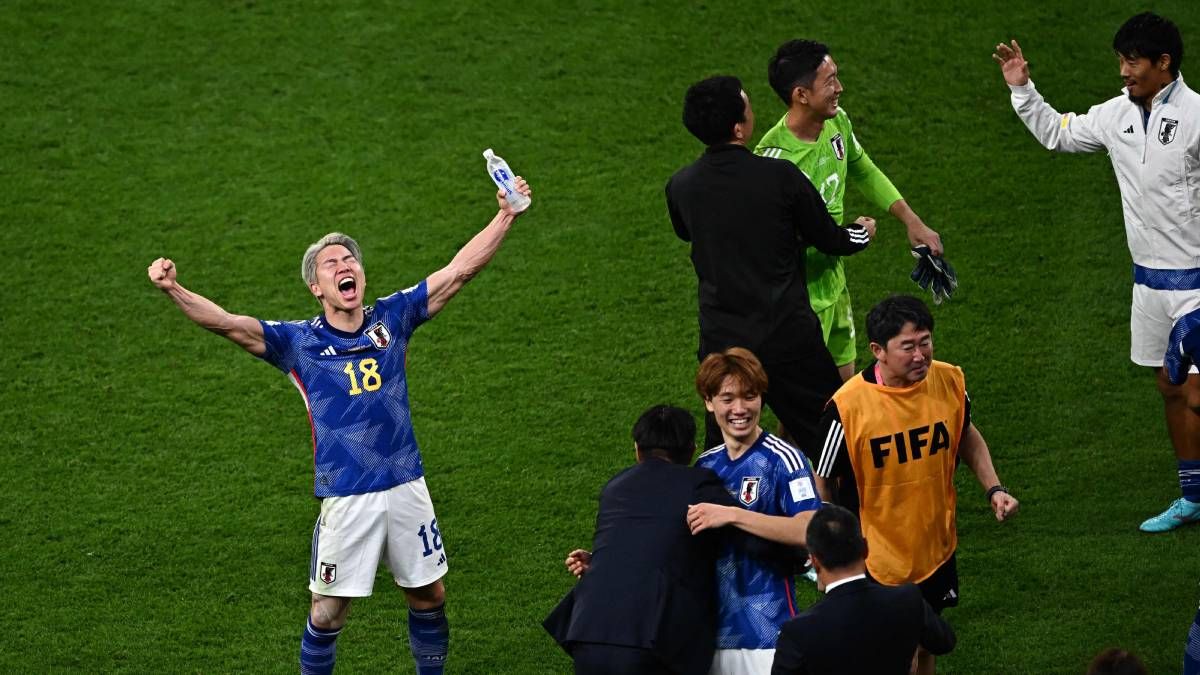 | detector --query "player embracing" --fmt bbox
[686,347,823,674]
[755,39,944,384]
[147,178,531,674]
